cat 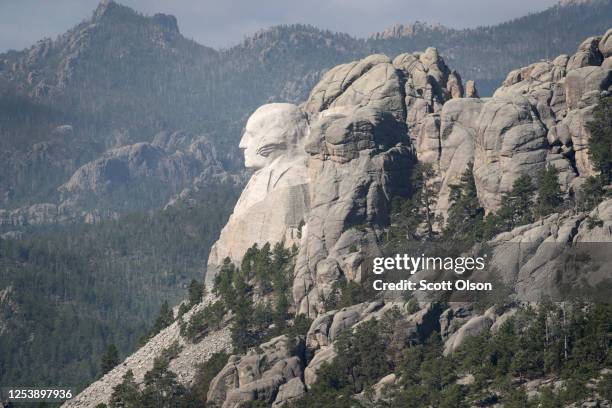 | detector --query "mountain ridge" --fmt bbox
[1,0,610,214]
